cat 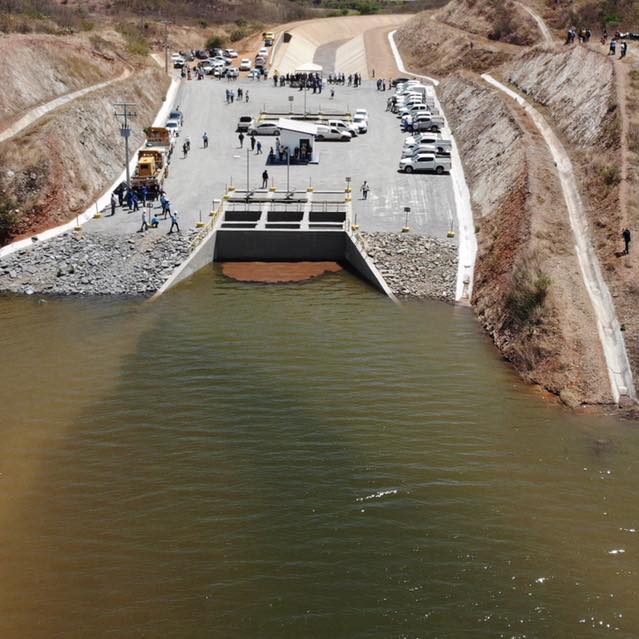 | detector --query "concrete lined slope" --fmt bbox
[273,14,409,76]
[483,74,636,403]
[335,34,369,77]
